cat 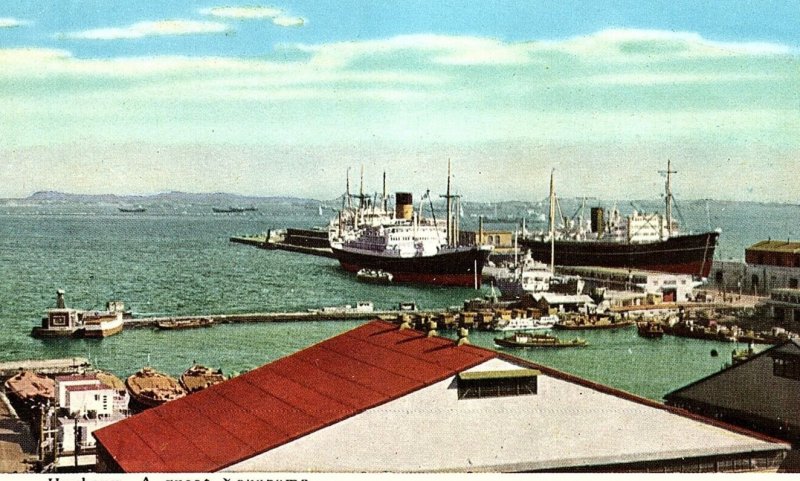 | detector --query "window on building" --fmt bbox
[457,369,539,399]
[772,353,800,380]
[790,278,798,289]
[94,394,100,401]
